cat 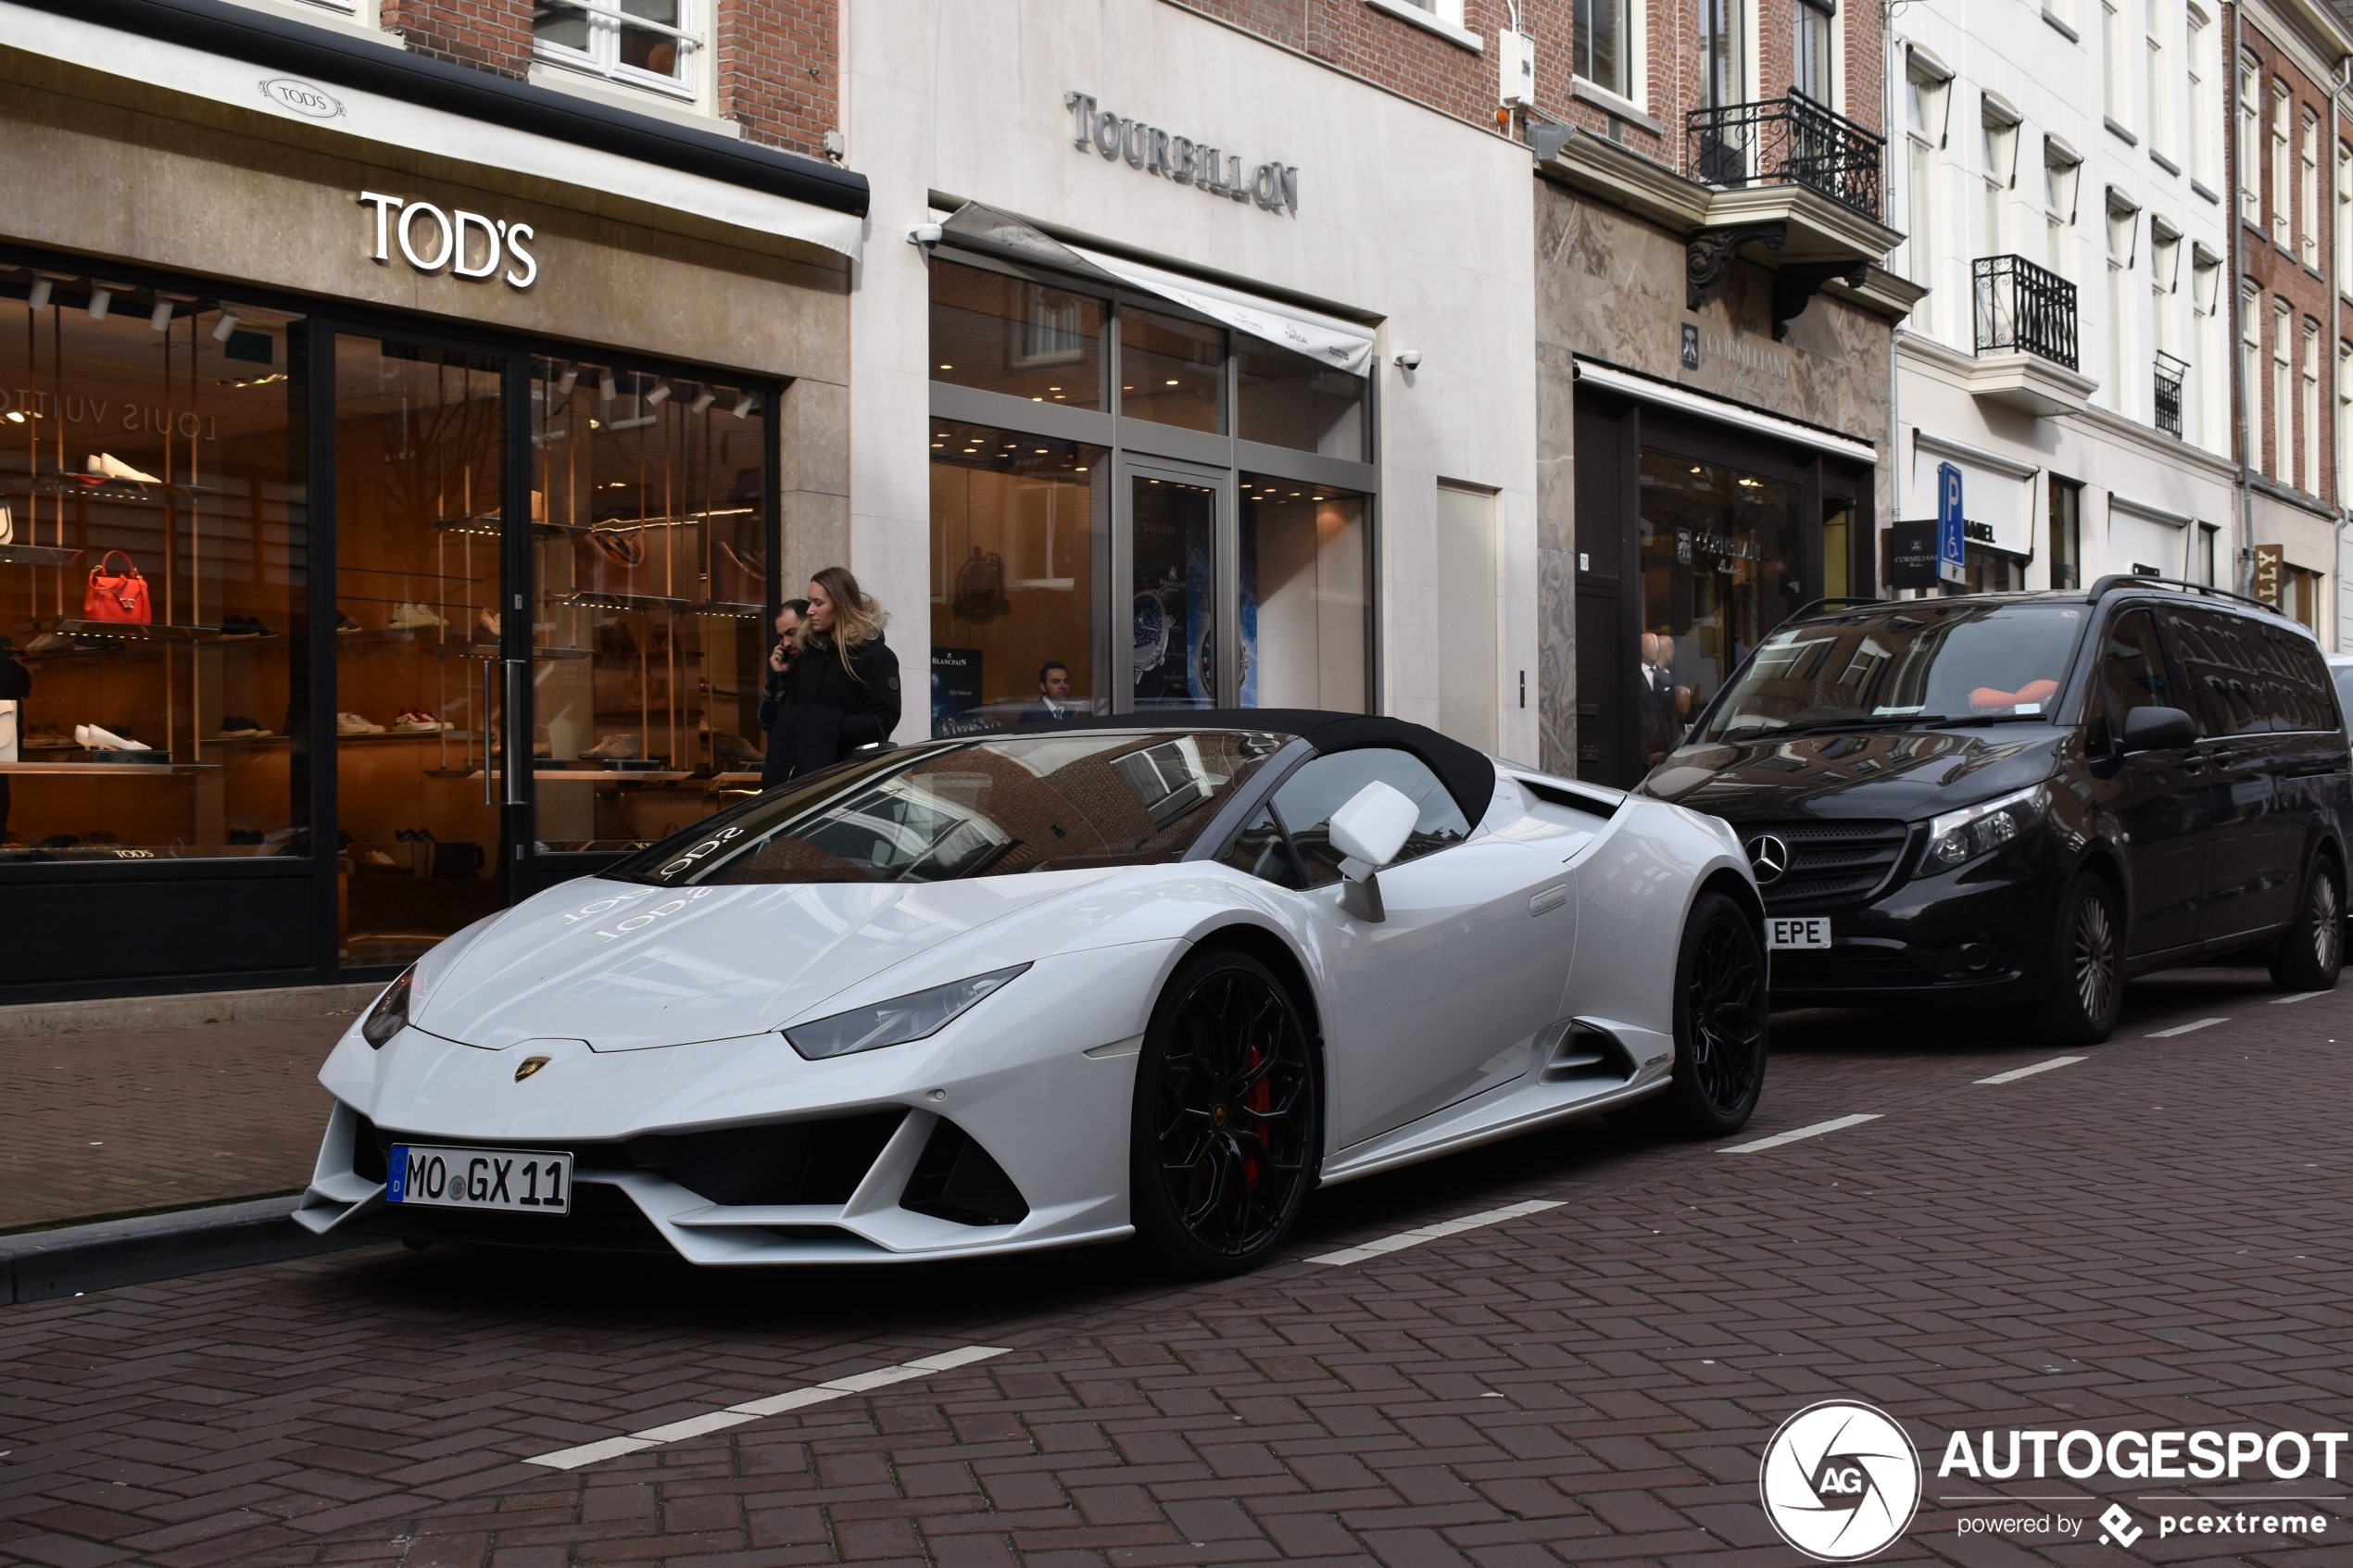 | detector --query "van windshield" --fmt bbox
[1694,602,2088,741]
